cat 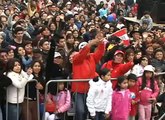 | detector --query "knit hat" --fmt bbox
[127,73,137,81]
